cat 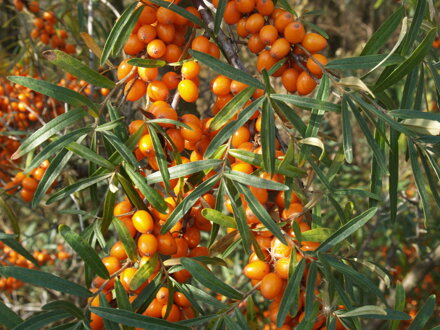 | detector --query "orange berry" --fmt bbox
[256,0,274,15]
[117,59,135,80]
[224,1,241,25]
[284,21,305,44]
[296,71,317,95]
[147,39,167,58]
[306,54,328,77]
[124,79,146,102]
[138,6,157,25]
[156,6,176,24]
[274,11,294,33]
[157,233,177,255]
[156,286,169,305]
[248,34,265,54]
[270,38,291,59]
[162,304,181,322]
[191,36,210,53]
[132,210,155,234]
[243,260,270,280]
[260,273,283,299]
[178,79,199,103]
[275,257,290,279]
[147,80,169,101]
[282,202,303,221]
[281,68,299,93]
[137,234,158,256]
[102,256,121,275]
[124,34,145,55]
[235,0,255,13]
[164,44,183,63]
[231,126,250,148]
[162,71,180,90]
[259,25,278,45]
[138,67,158,82]
[22,177,38,191]
[20,189,34,202]
[256,50,277,73]
[302,32,328,53]
[137,25,157,44]
[236,18,249,38]
[211,75,231,96]
[110,241,128,261]
[156,23,176,44]
[181,61,200,79]
[174,291,191,307]
[139,134,154,157]
[246,13,265,34]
